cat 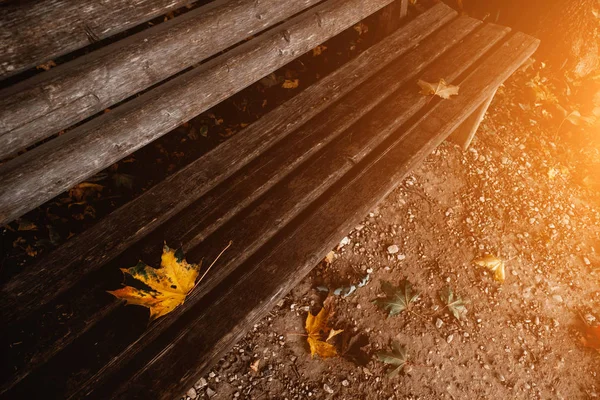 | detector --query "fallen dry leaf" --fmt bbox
[305,301,343,358]
[376,341,408,377]
[417,78,459,99]
[473,254,505,283]
[323,250,335,265]
[526,73,558,104]
[36,60,56,71]
[353,22,368,35]
[565,110,597,127]
[312,45,327,57]
[68,182,103,202]
[250,359,260,372]
[373,279,419,317]
[439,286,468,320]
[109,242,231,320]
[282,79,299,89]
